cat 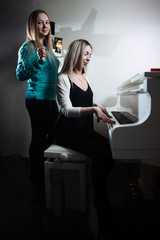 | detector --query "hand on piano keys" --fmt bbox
[93,103,116,124]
